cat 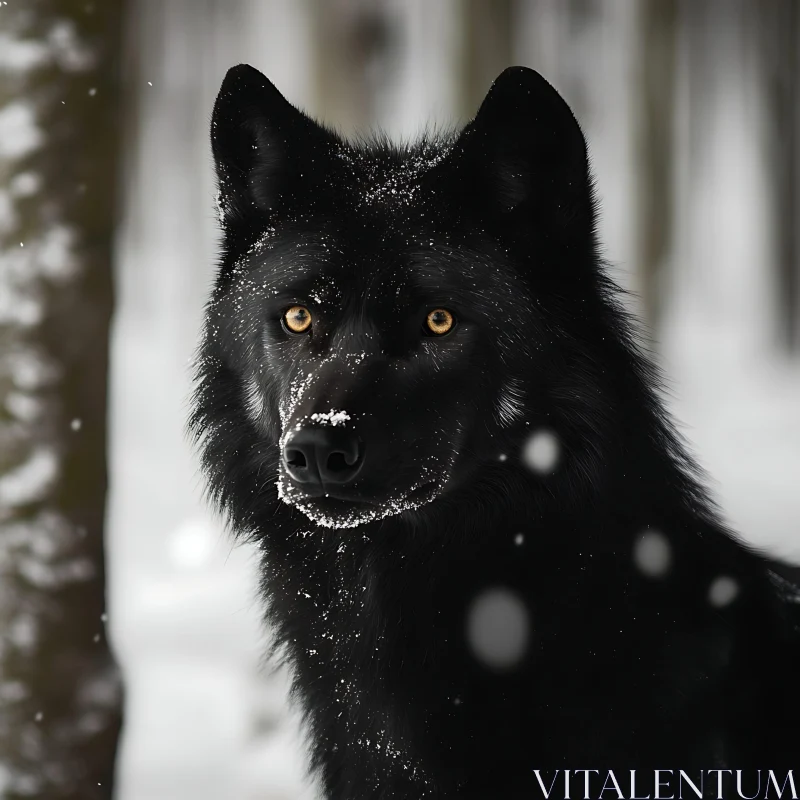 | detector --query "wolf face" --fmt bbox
[192,65,800,794]
[198,64,620,531]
